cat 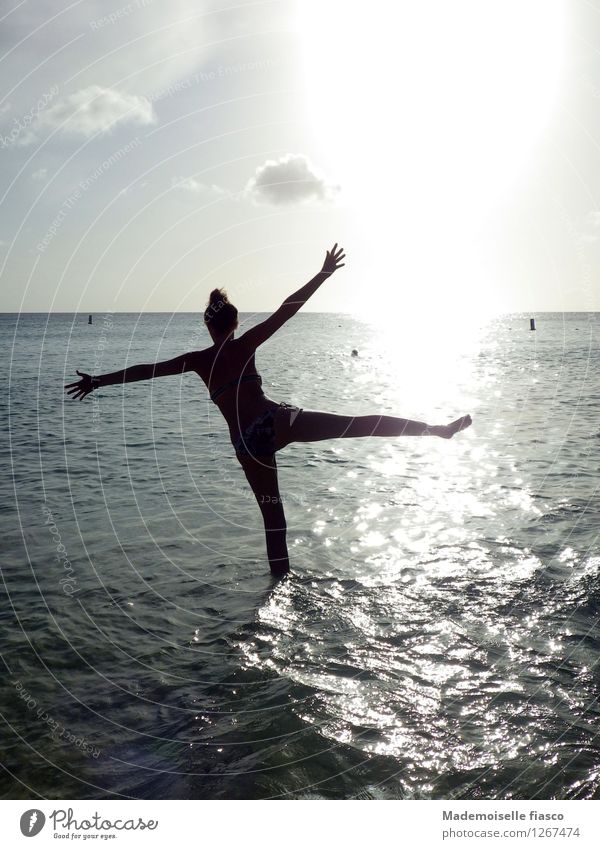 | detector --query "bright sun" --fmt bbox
[296,0,565,326]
